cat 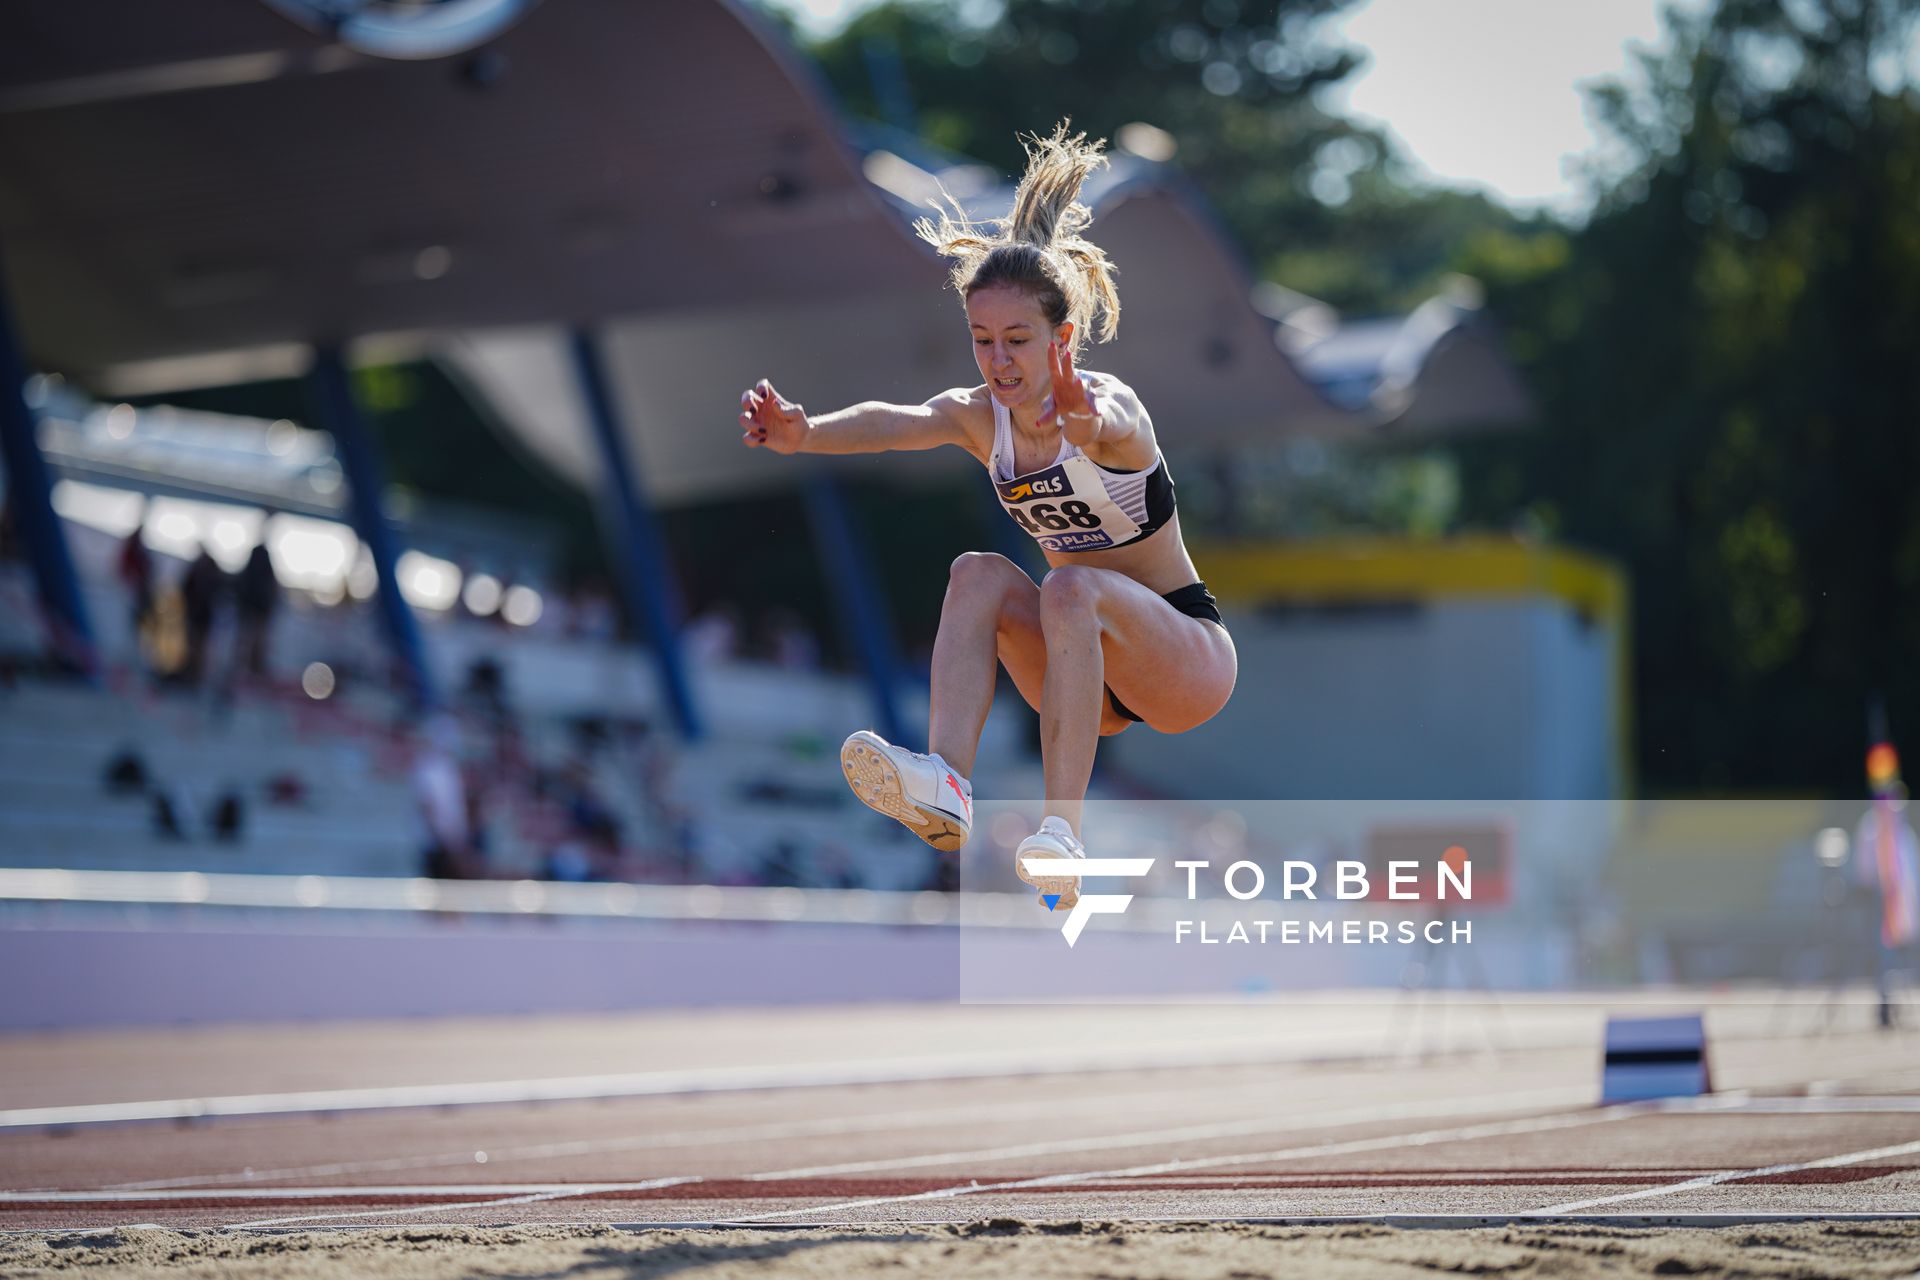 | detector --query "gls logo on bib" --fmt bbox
[998,466,1070,505]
